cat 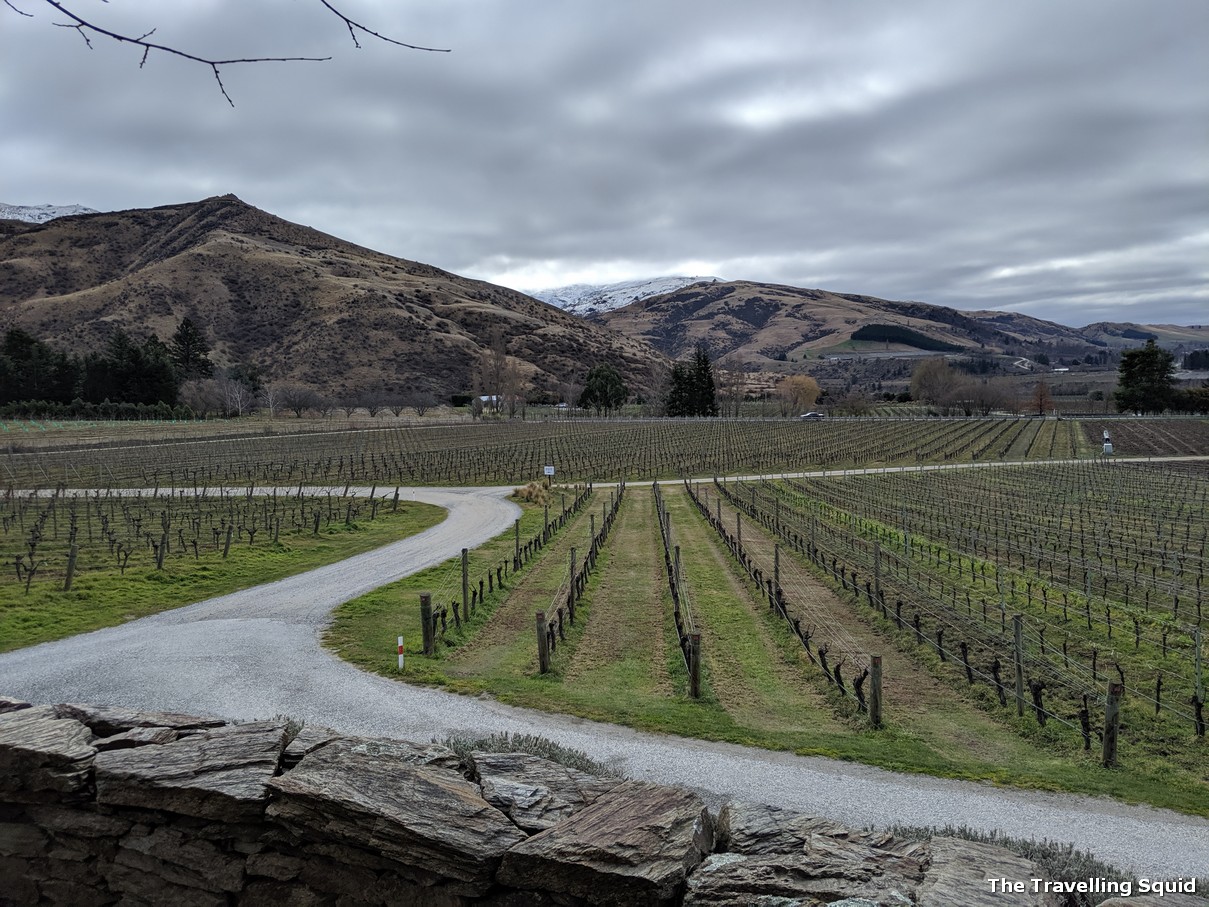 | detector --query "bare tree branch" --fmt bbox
[24,1,449,106]
[318,1,450,52]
